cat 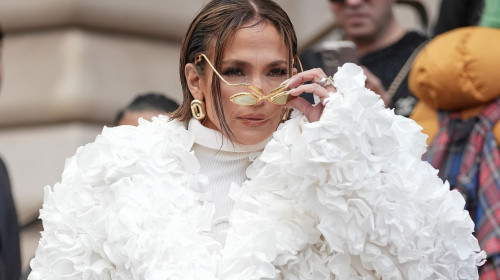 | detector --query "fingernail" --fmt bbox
[280,78,293,88]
